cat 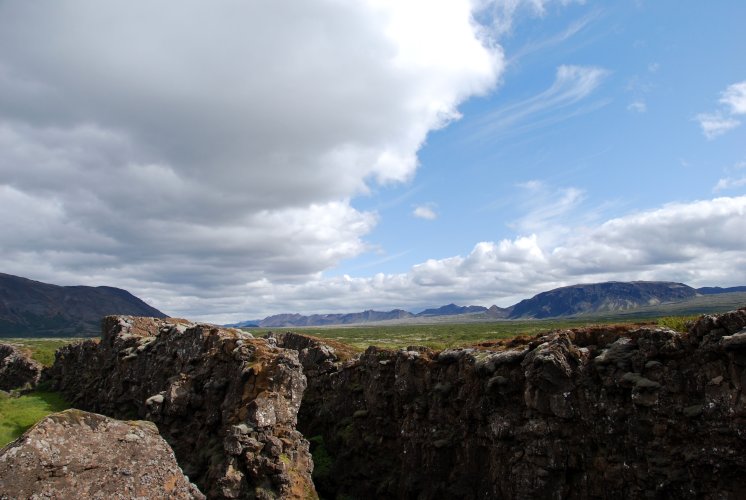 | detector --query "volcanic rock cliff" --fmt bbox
[275,308,746,499]
[45,316,316,499]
